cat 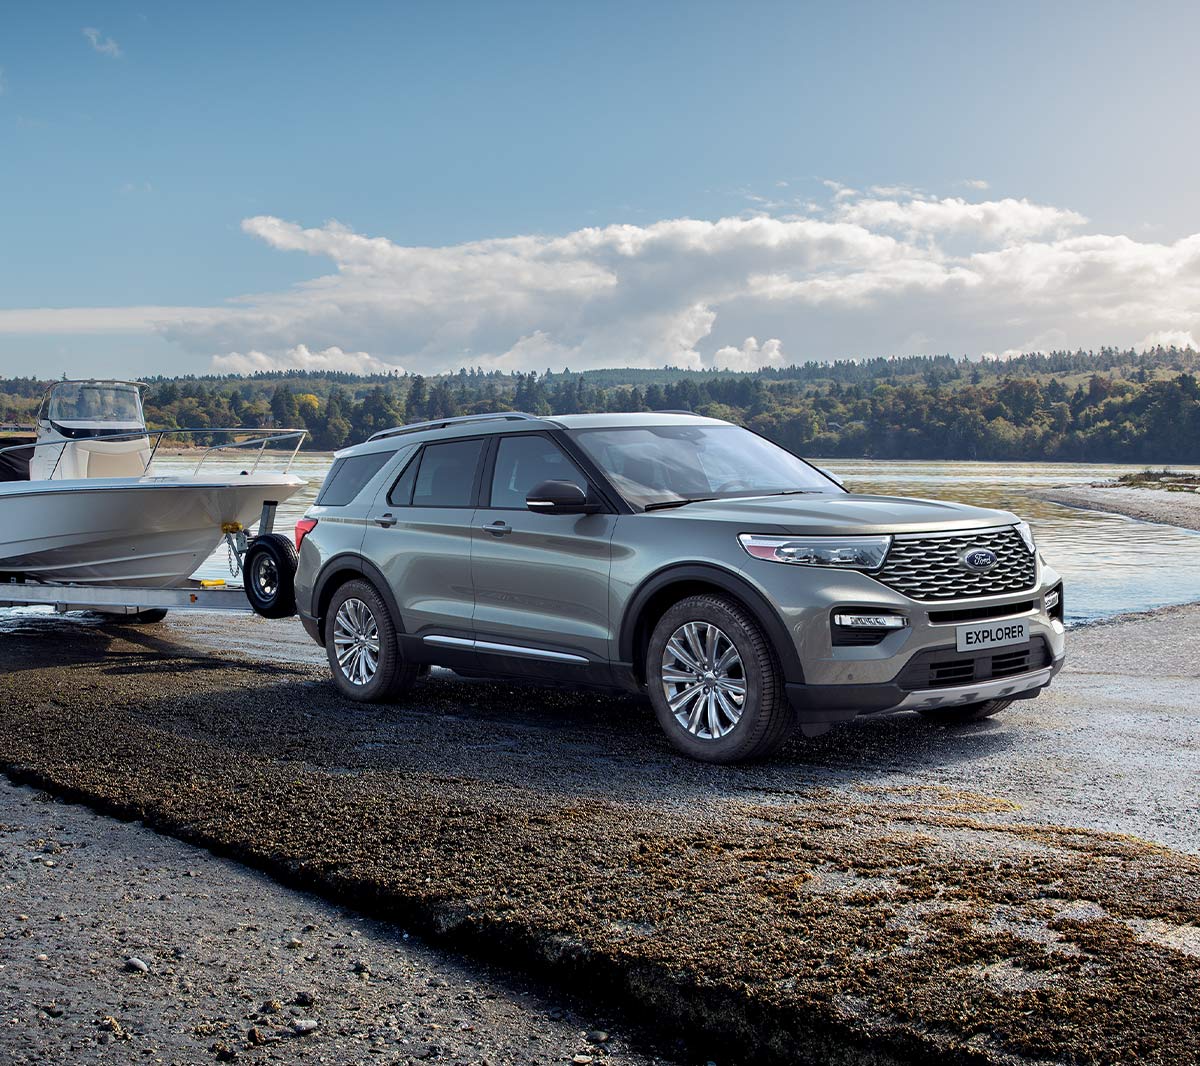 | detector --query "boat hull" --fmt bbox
[0,475,305,587]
